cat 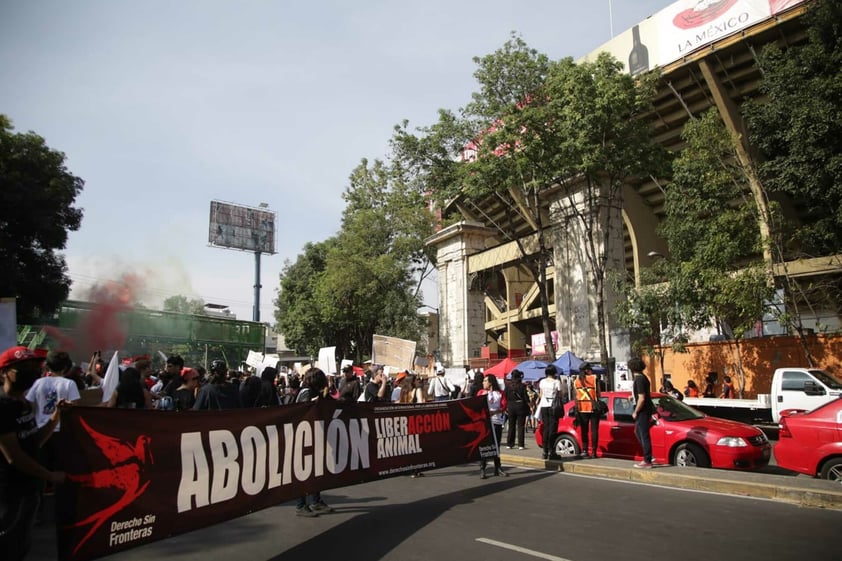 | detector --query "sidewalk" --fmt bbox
[498,444,842,510]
